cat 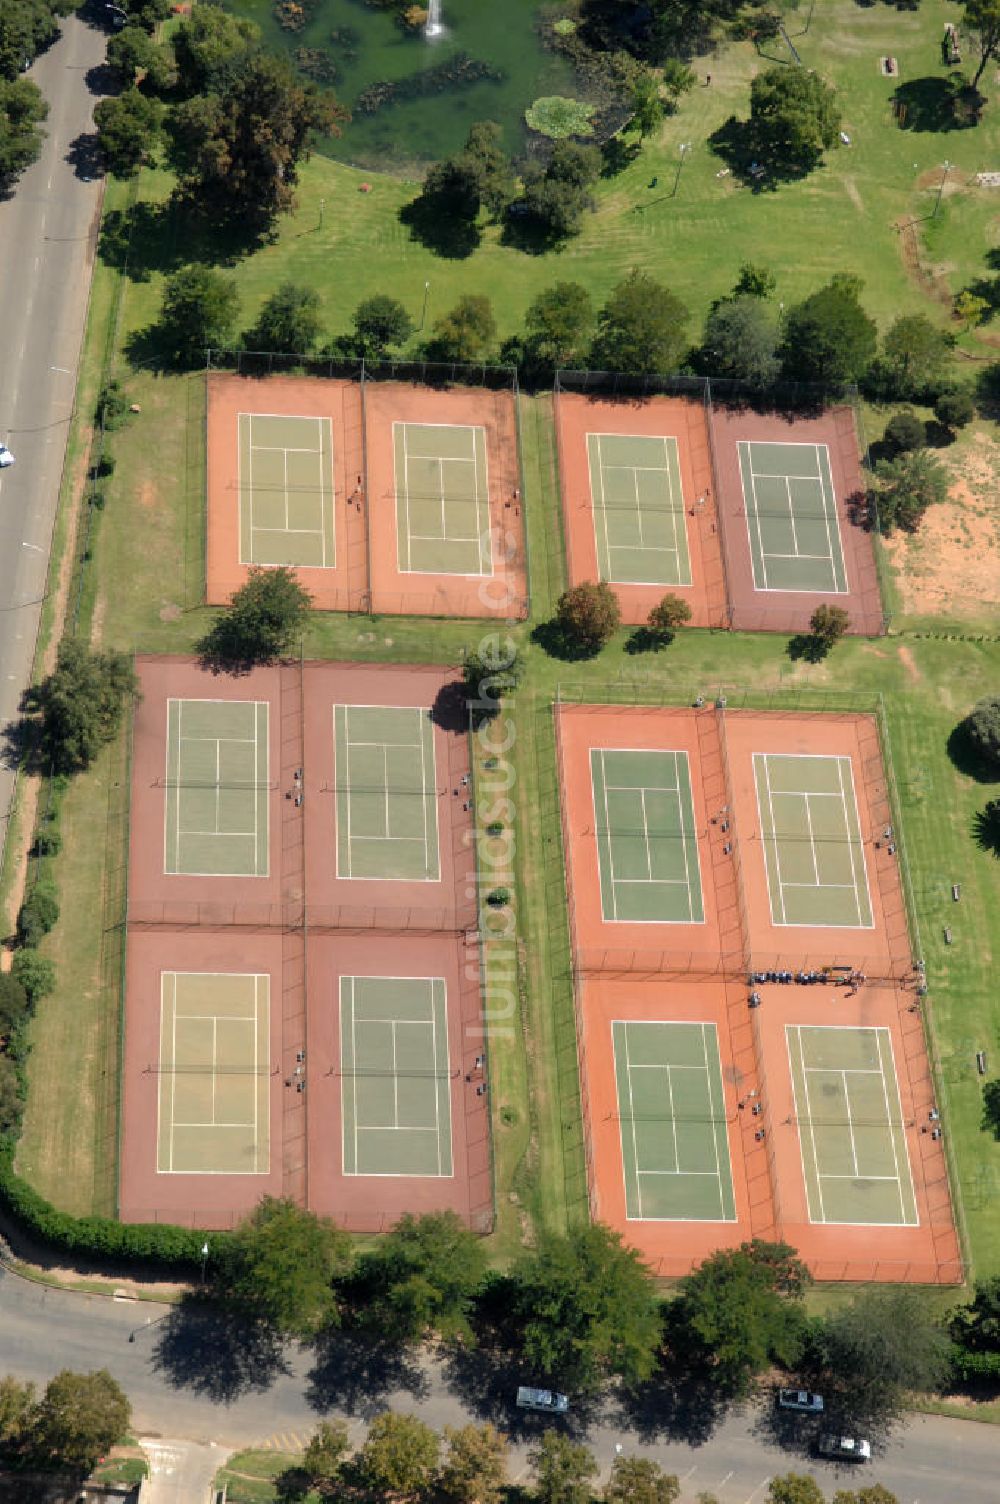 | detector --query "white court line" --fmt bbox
[701,1020,726,1217]
[878,1028,918,1224]
[789,1024,828,1223]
